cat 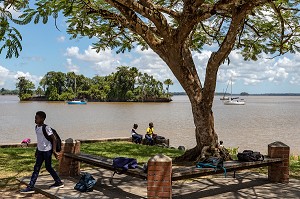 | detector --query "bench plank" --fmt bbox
[172,157,283,181]
[64,153,147,180]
